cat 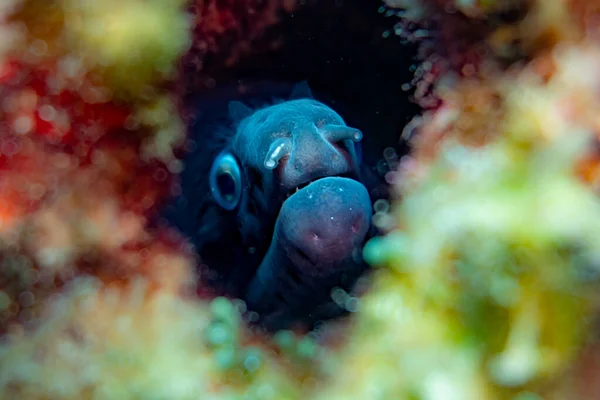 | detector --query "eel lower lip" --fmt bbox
[245,176,372,330]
